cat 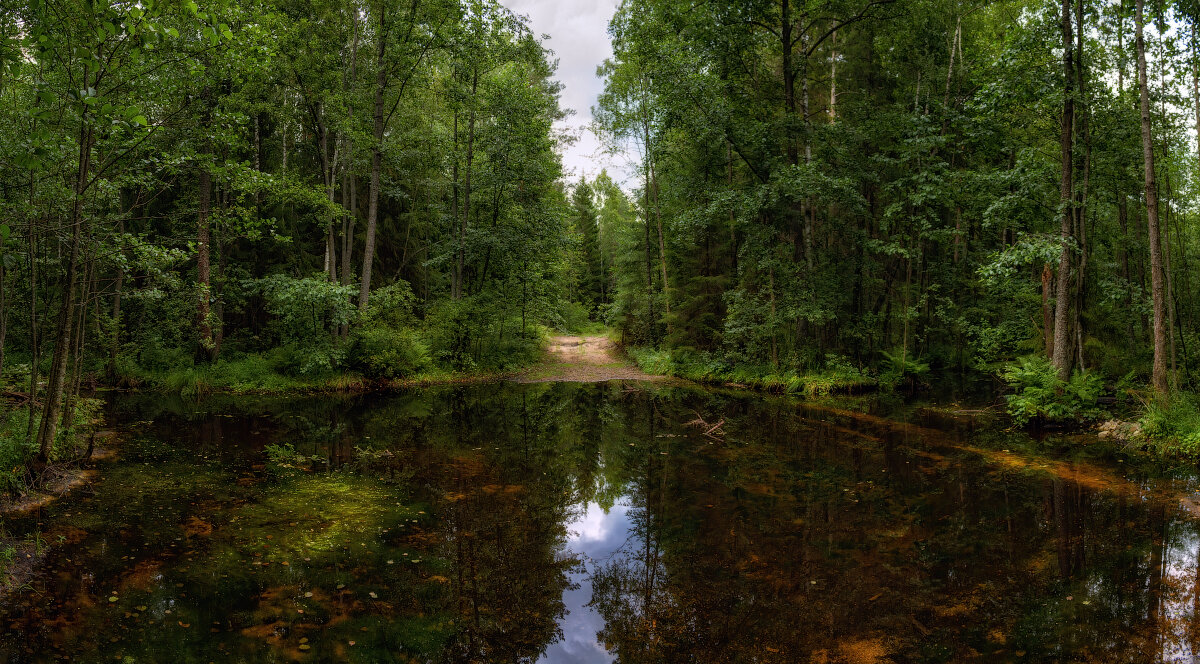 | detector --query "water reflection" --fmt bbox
[2,383,1200,662]
[539,501,631,664]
